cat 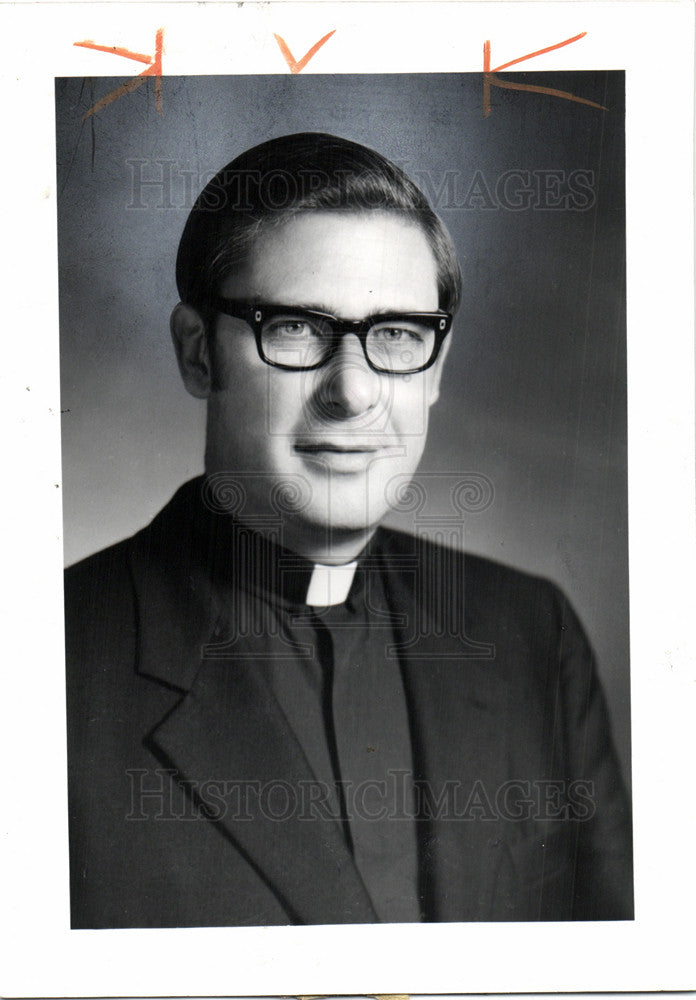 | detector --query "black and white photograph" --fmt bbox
[2,2,695,995]
[57,72,633,927]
